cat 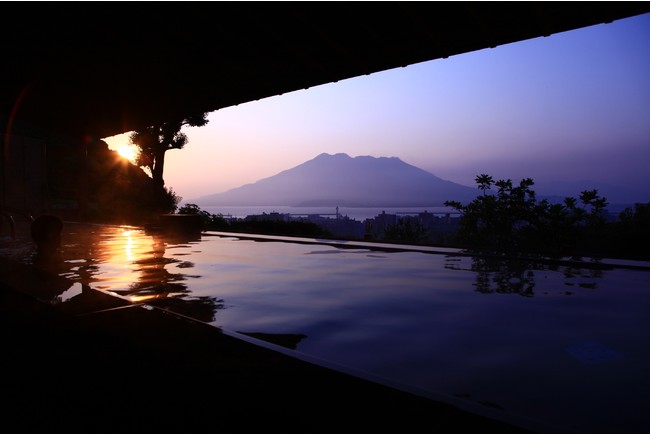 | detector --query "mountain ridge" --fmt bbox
[191,153,480,207]
[190,153,647,209]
